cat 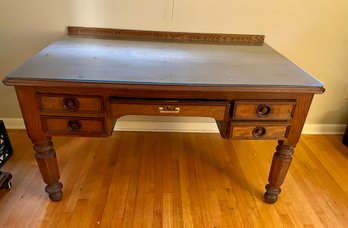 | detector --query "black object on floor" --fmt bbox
[343,124,348,147]
[0,120,13,190]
